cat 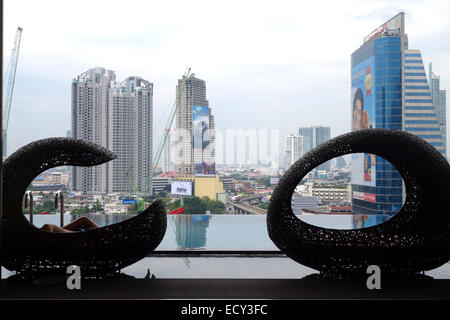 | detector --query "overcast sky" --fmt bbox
[3,0,450,159]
